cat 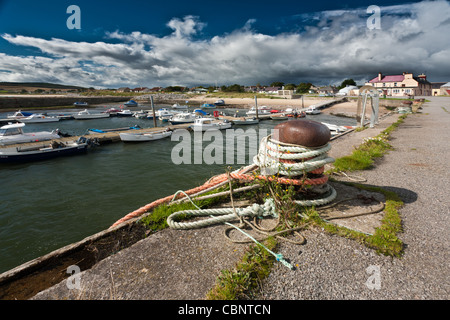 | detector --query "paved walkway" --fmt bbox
[32,97,449,300]
[257,97,449,299]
